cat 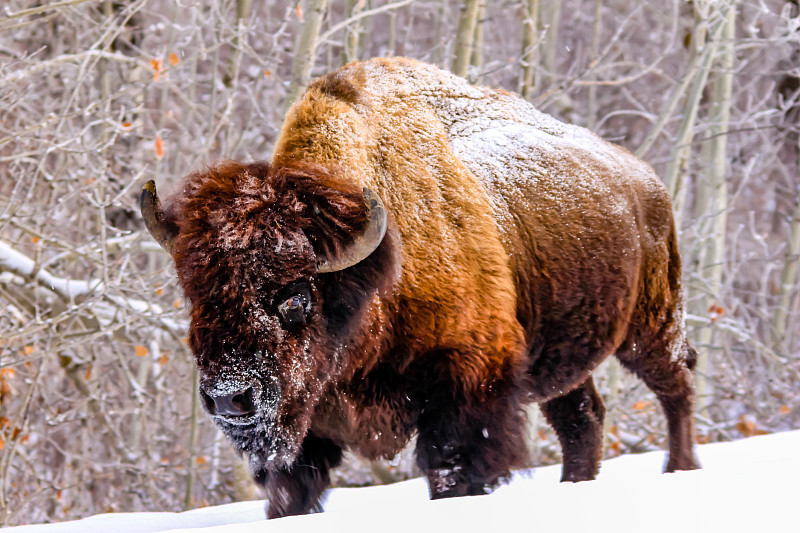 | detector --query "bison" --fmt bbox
[140,57,699,518]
